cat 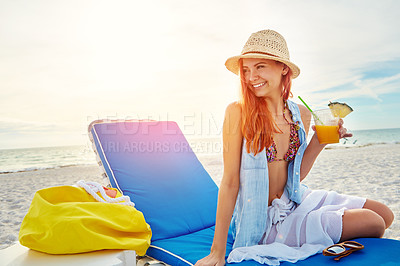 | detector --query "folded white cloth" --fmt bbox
[227,189,366,265]
[228,242,325,265]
